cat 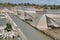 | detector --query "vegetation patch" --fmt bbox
[4,22,13,32]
